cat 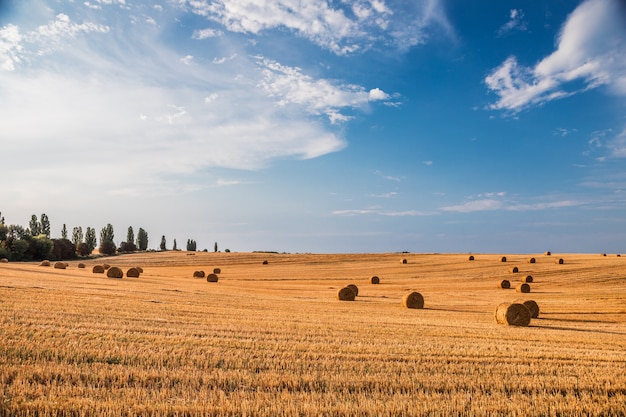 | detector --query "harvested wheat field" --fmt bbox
[1,252,625,416]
